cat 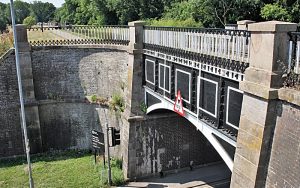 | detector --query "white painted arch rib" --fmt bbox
[146,95,235,171]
